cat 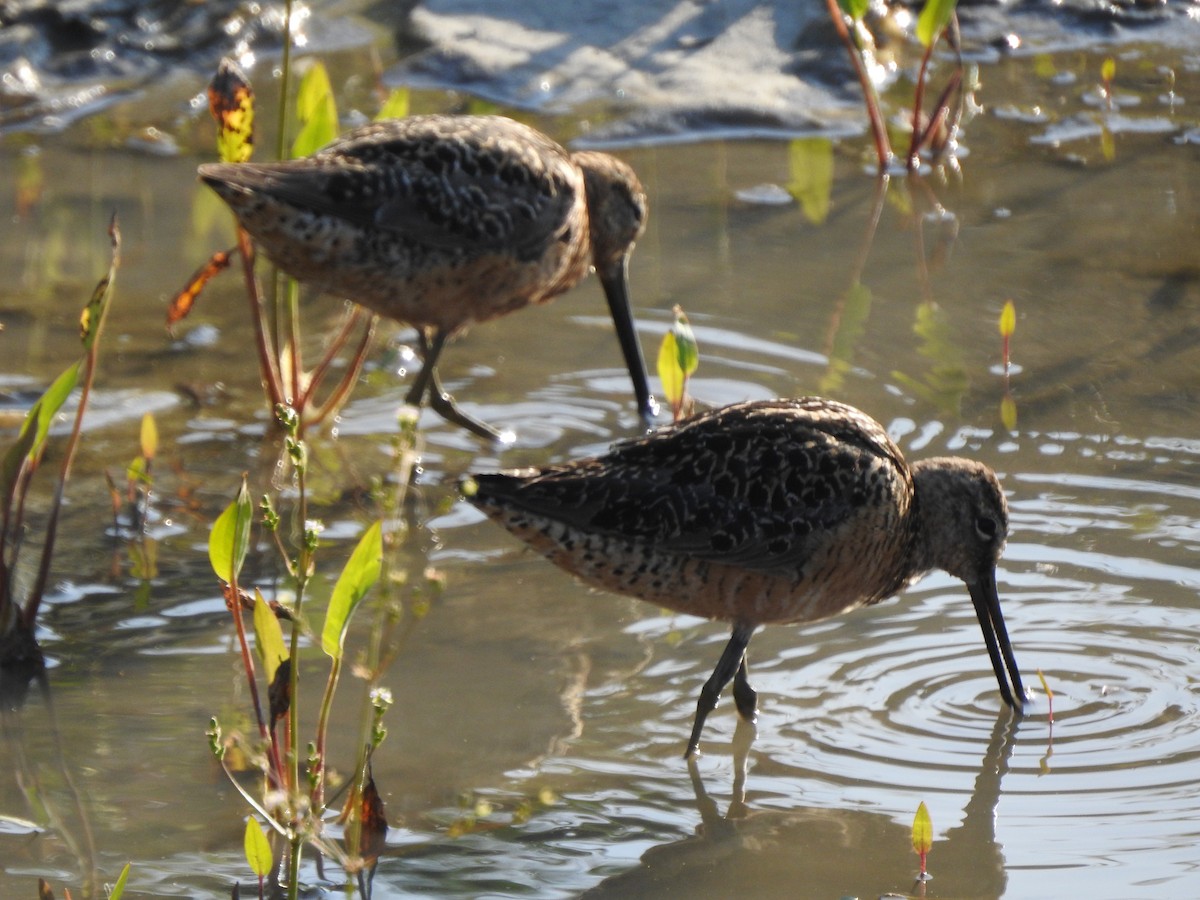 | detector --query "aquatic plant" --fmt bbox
[206,403,434,897]
[168,54,416,433]
[0,218,119,675]
[826,0,966,172]
[912,800,933,881]
[656,305,699,422]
